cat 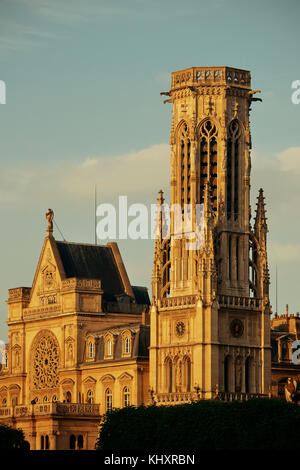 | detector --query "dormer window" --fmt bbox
[122,331,133,356]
